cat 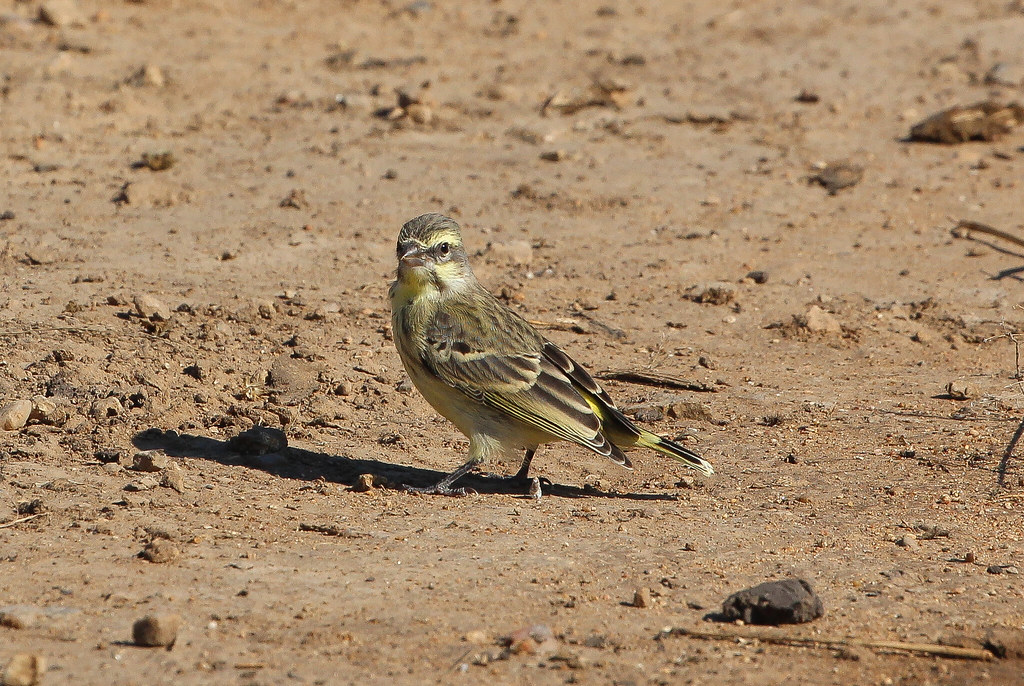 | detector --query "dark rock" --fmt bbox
[721,578,824,625]
[132,613,181,647]
[228,426,287,456]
